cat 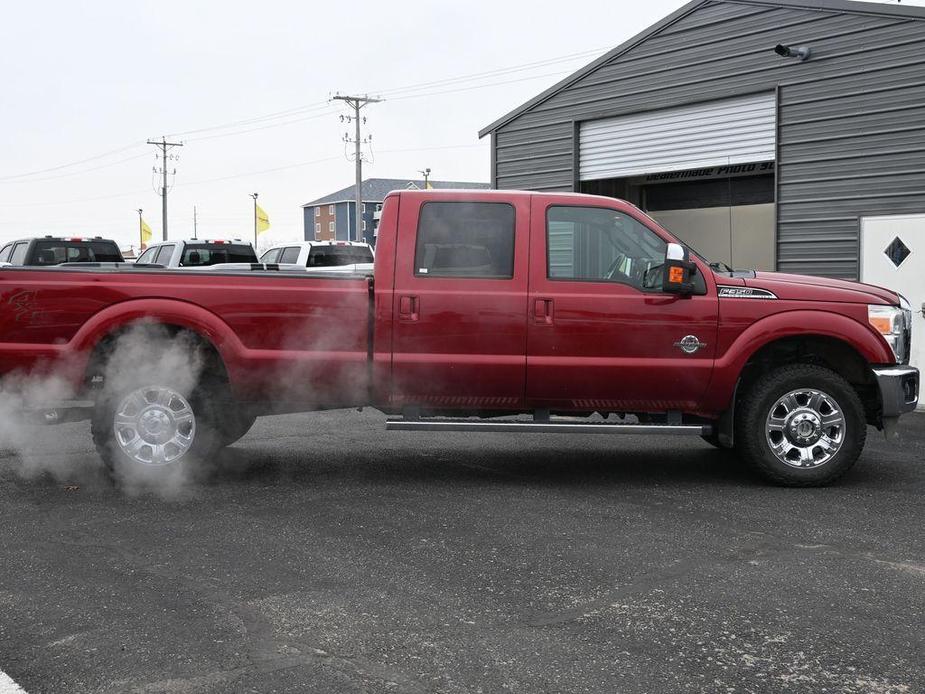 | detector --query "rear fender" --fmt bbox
[68,299,247,394]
